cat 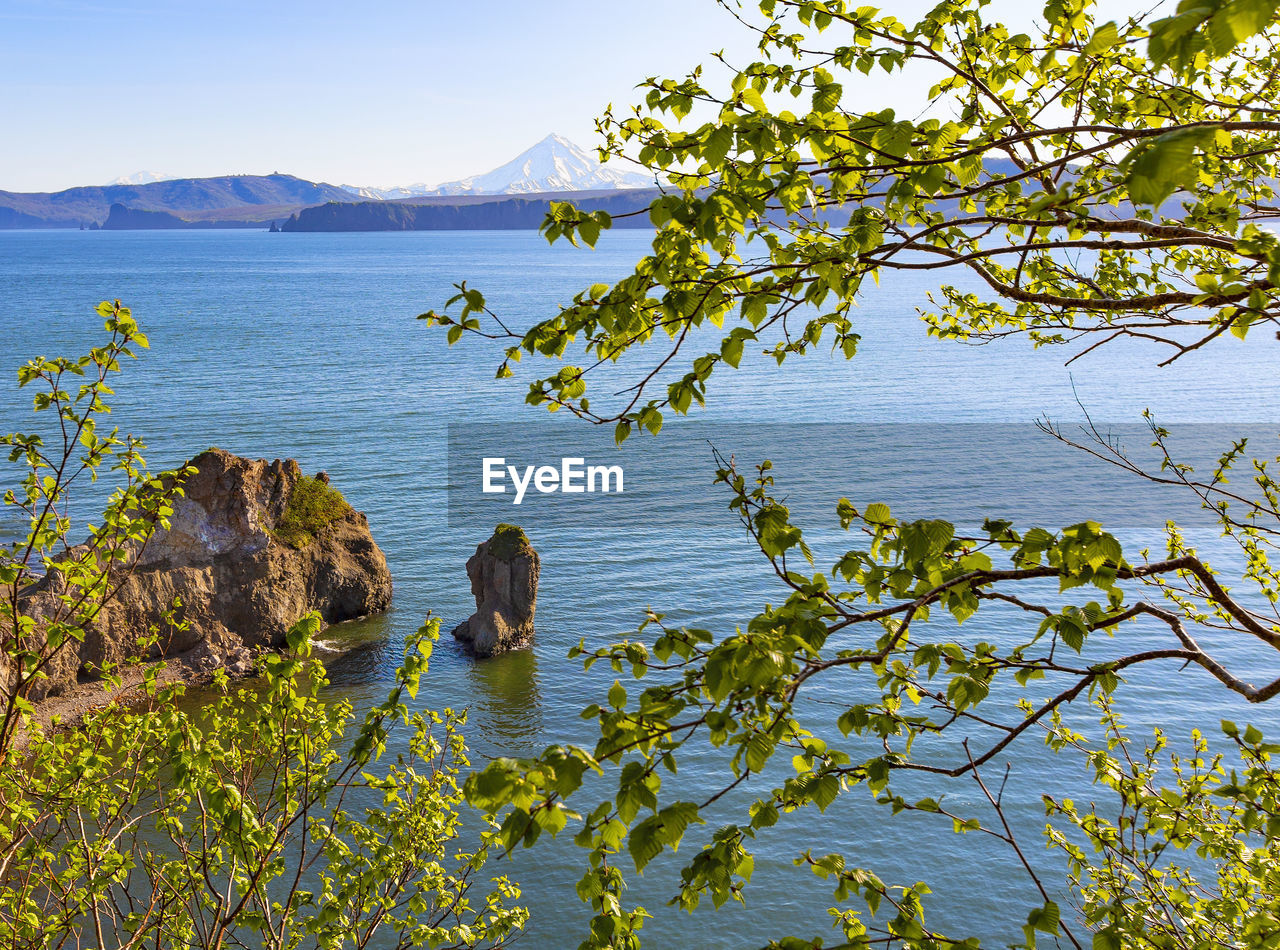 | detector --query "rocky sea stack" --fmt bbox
[28,447,392,703]
[451,524,540,657]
